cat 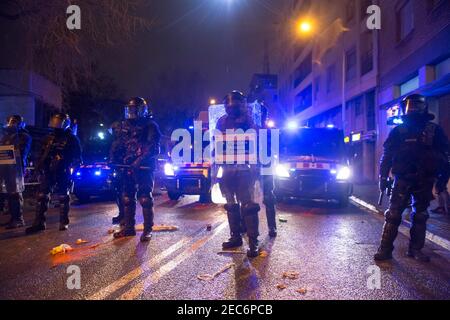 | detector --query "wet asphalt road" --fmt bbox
[0,191,449,300]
